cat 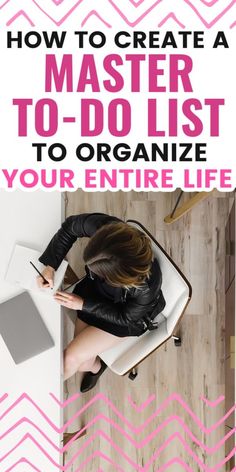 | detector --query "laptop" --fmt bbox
[0,292,55,364]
